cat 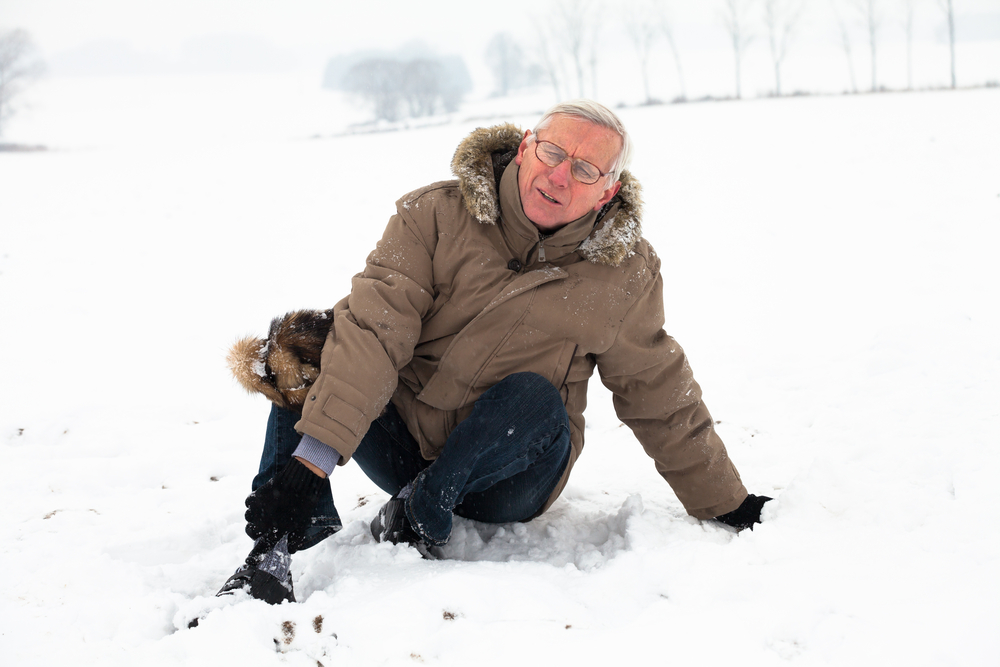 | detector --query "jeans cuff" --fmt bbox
[292,517,343,552]
[404,477,451,547]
